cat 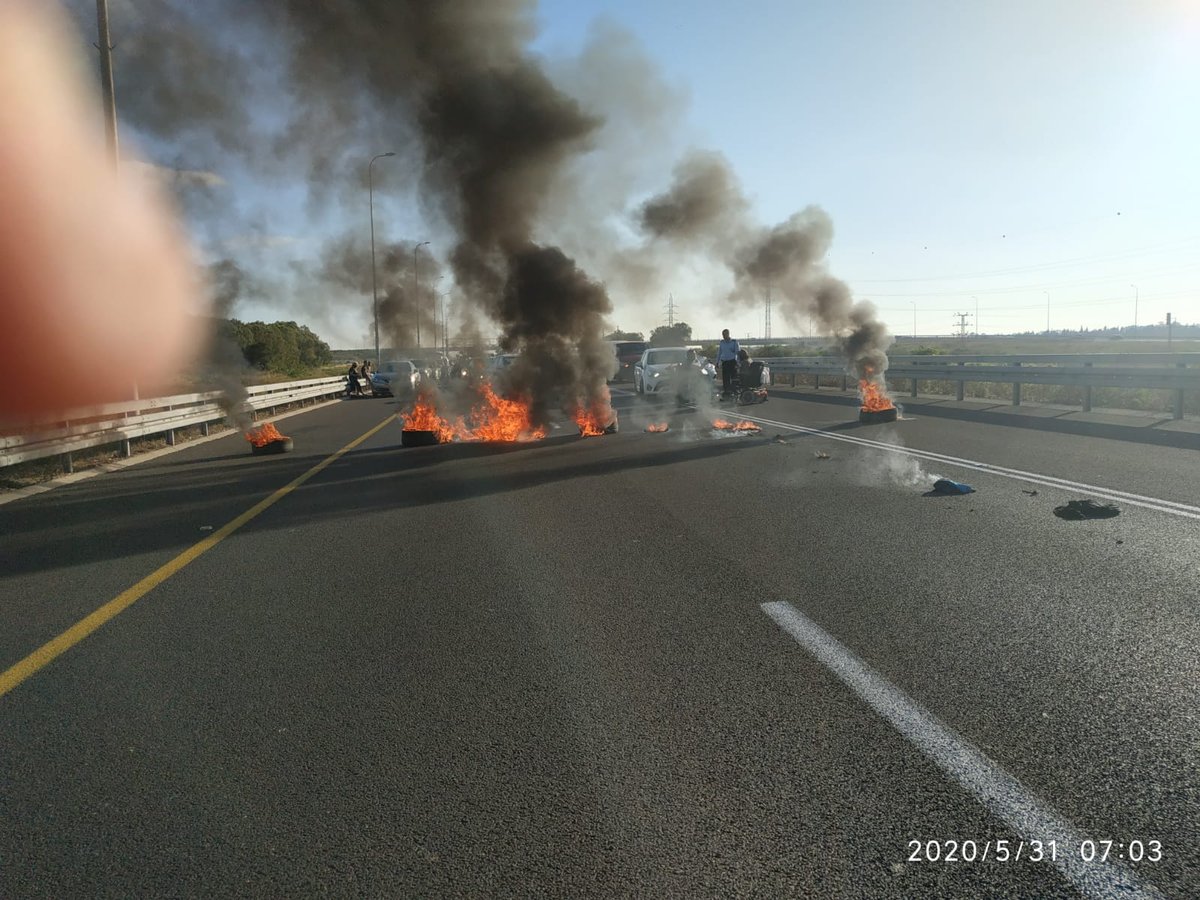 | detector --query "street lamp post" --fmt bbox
[910,302,916,340]
[1130,283,1139,331]
[368,152,395,366]
[441,291,451,360]
[414,240,430,348]
[95,0,120,170]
